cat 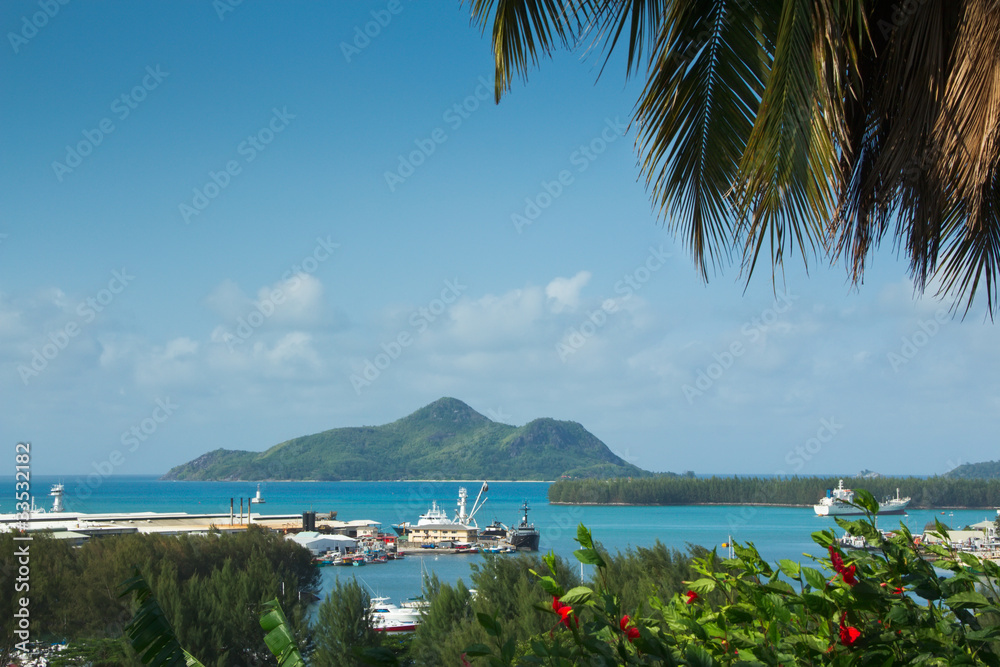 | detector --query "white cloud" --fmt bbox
[545,271,591,312]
